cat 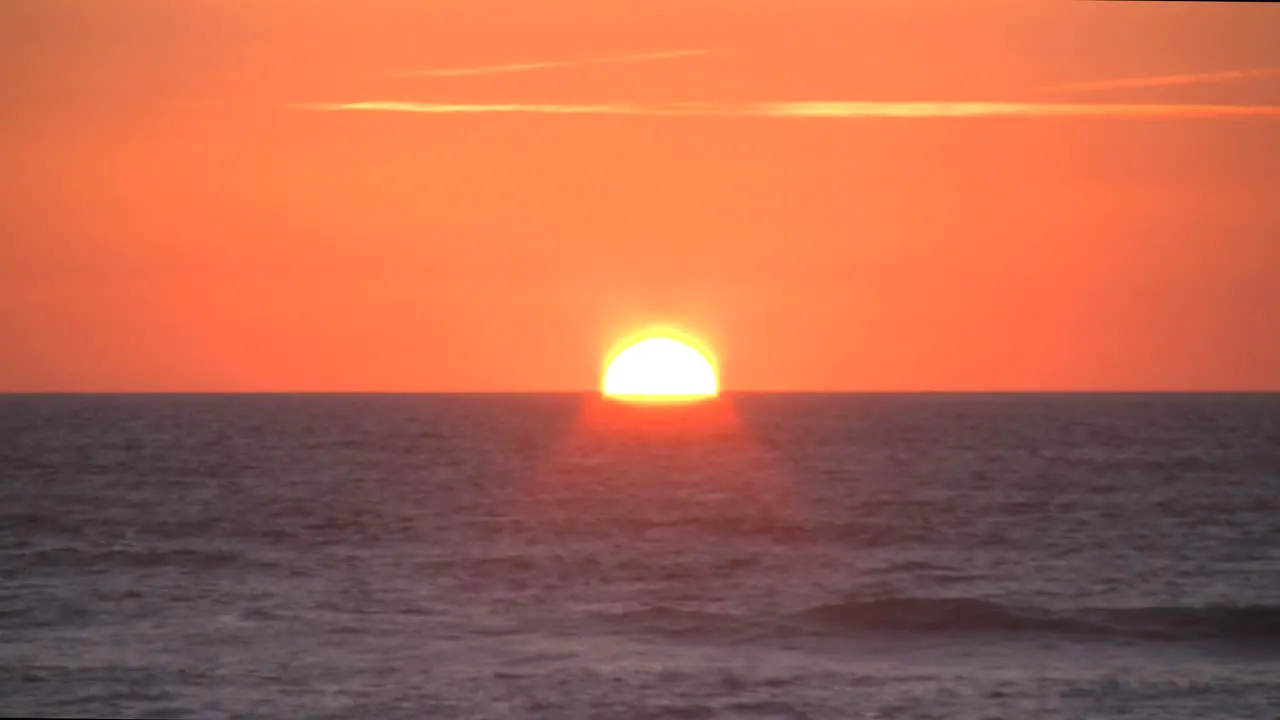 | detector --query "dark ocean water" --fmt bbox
[2,393,1279,719]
